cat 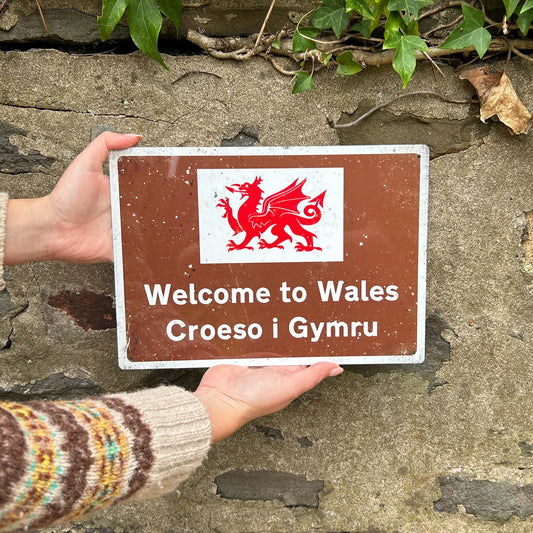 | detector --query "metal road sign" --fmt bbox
[110,145,429,369]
